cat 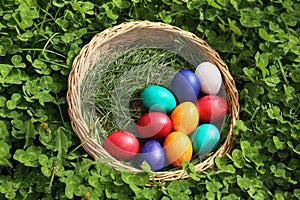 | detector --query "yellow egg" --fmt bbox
[171,102,199,135]
[163,132,193,167]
